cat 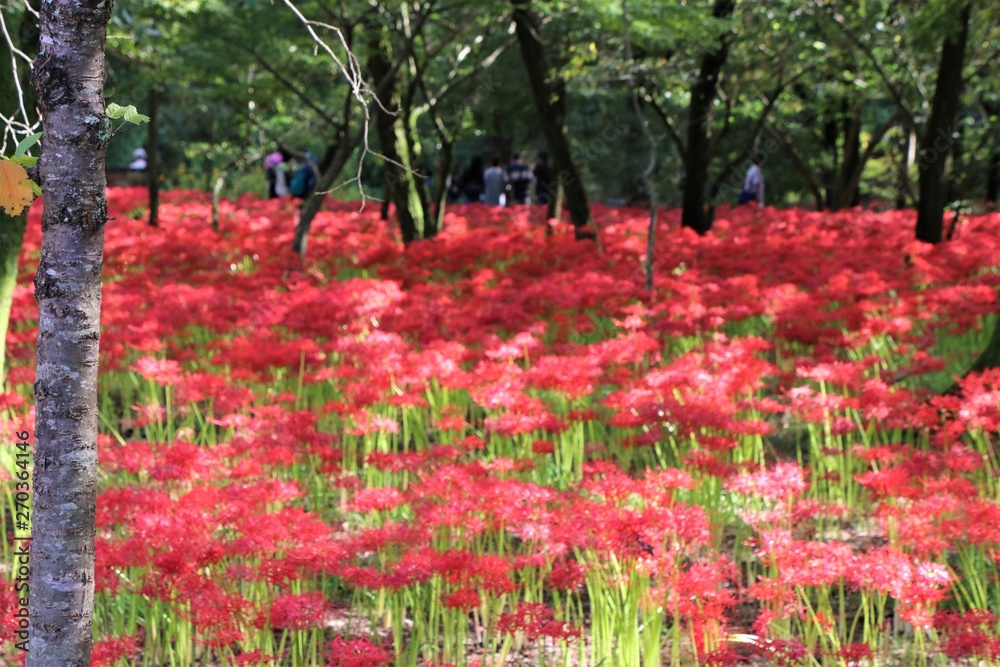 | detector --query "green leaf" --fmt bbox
[10,155,37,168]
[13,132,42,158]
[106,103,150,125]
